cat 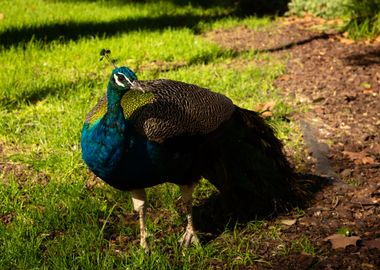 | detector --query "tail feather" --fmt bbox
[204,107,306,216]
